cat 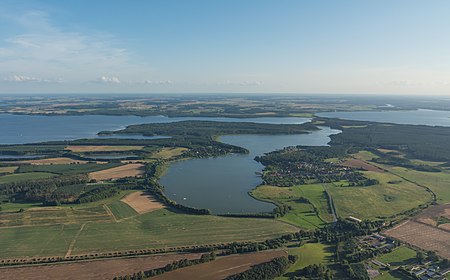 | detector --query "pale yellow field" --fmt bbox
[89,163,145,181]
[0,166,18,173]
[20,157,90,165]
[65,146,144,152]
[150,147,188,159]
